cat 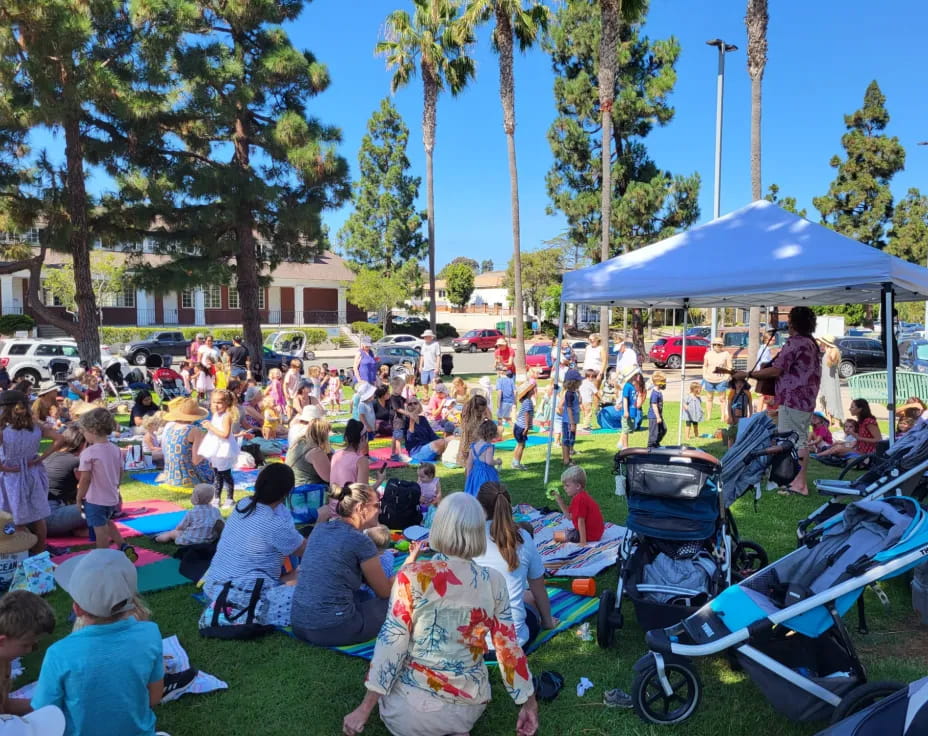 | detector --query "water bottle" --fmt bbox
[615,474,626,497]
